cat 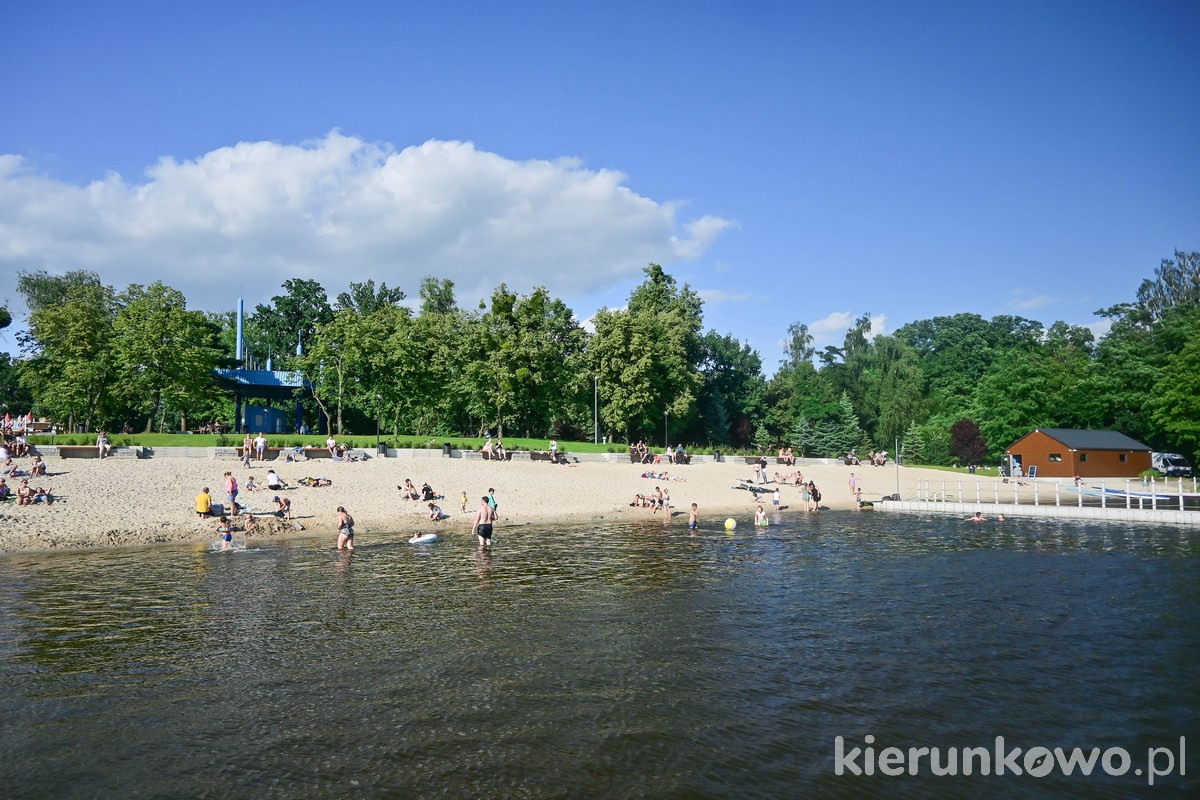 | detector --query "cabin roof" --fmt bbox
[1007,428,1151,452]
